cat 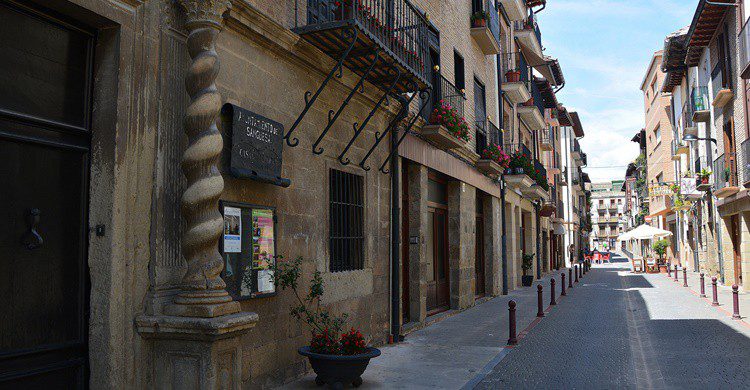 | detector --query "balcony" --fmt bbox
[711,62,733,109]
[513,18,544,66]
[571,138,582,160]
[691,86,710,123]
[518,82,545,131]
[499,0,527,22]
[503,143,536,188]
[520,159,549,200]
[296,0,429,94]
[681,98,697,137]
[671,139,689,161]
[580,152,587,167]
[546,151,561,174]
[475,120,504,176]
[741,18,750,79]
[713,153,740,198]
[540,126,553,151]
[422,73,466,122]
[649,195,673,217]
[470,0,501,55]
[694,156,712,191]
[500,52,531,104]
[559,168,568,186]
